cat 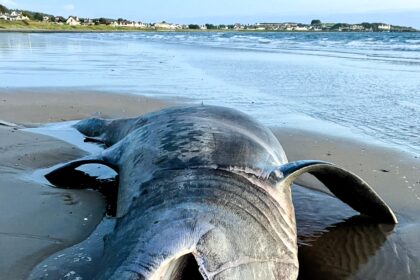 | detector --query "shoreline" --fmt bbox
[0,88,419,279]
[1,28,418,33]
